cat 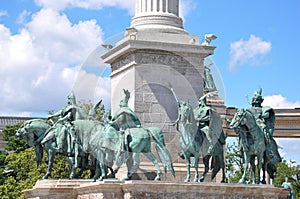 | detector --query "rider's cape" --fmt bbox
[110,107,141,130]
[209,109,226,146]
[207,109,226,180]
[262,106,275,127]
